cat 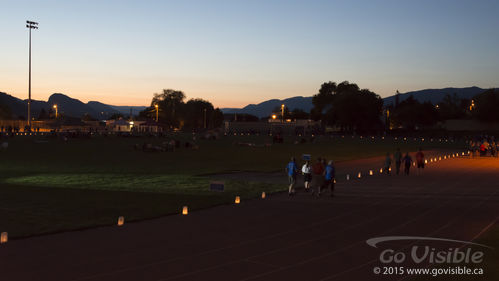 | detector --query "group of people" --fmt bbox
[286,157,336,197]
[285,148,427,197]
[468,136,498,157]
[384,148,426,175]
